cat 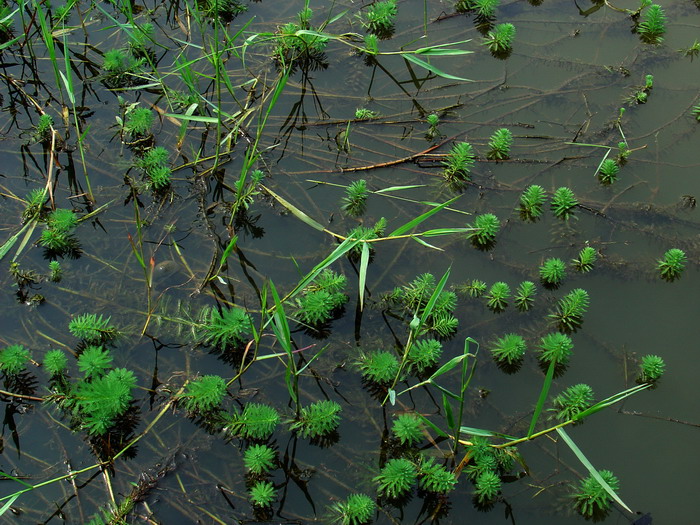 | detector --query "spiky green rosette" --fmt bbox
[362,0,397,34]
[538,332,574,365]
[418,457,457,494]
[572,246,597,273]
[330,493,376,525]
[407,338,442,373]
[243,444,276,474]
[69,313,118,344]
[182,375,226,413]
[78,346,113,378]
[551,187,578,220]
[442,141,475,190]
[514,281,536,311]
[357,350,399,383]
[572,470,620,518]
[539,257,566,286]
[483,23,515,54]
[597,158,620,185]
[226,403,280,440]
[475,470,501,503]
[486,281,510,312]
[200,306,252,348]
[467,213,500,248]
[487,128,513,160]
[491,334,526,365]
[341,179,368,216]
[392,413,423,445]
[551,383,594,422]
[290,400,342,438]
[657,248,686,281]
[637,4,666,44]
[549,288,589,332]
[374,458,417,499]
[638,354,665,382]
[249,480,276,507]
[123,107,154,138]
[43,349,68,376]
[519,184,546,221]
[0,344,31,375]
